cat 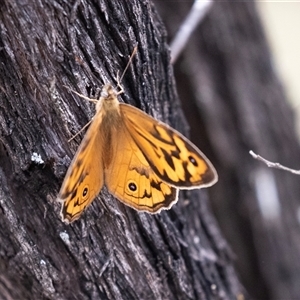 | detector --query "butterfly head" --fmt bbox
[101,84,117,99]
[99,84,122,113]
